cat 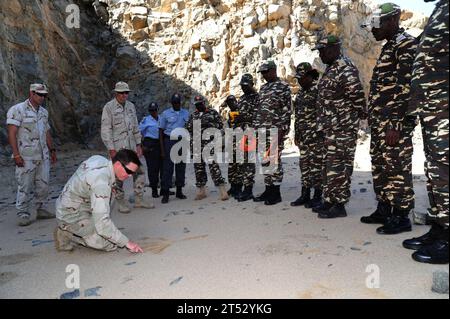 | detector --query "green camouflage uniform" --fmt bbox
[369,28,418,211]
[408,0,449,227]
[317,55,367,204]
[294,77,322,189]
[56,155,129,251]
[101,98,145,200]
[7,100,51,214]
[255,78,292,186]
[186,108,226,187]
